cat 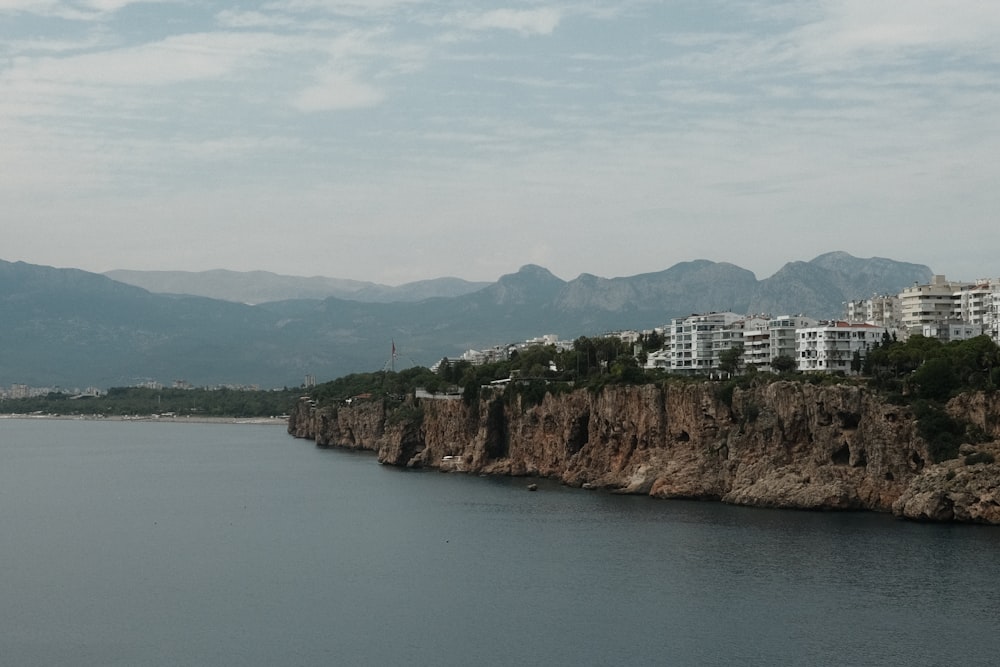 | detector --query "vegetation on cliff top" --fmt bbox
[1,386,301,418]
[307,333,1000,405]
[304,332,1000,464]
